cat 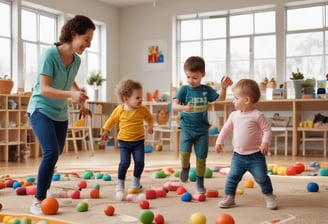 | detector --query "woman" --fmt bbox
[27,15,95,214]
